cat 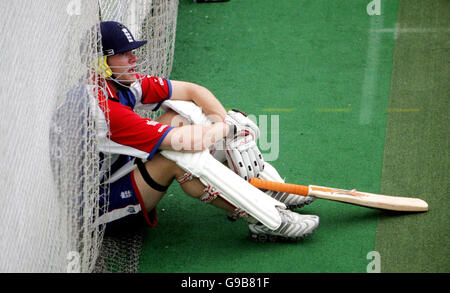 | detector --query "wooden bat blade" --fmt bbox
[248,178,428,212]
[308,185,428,212]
